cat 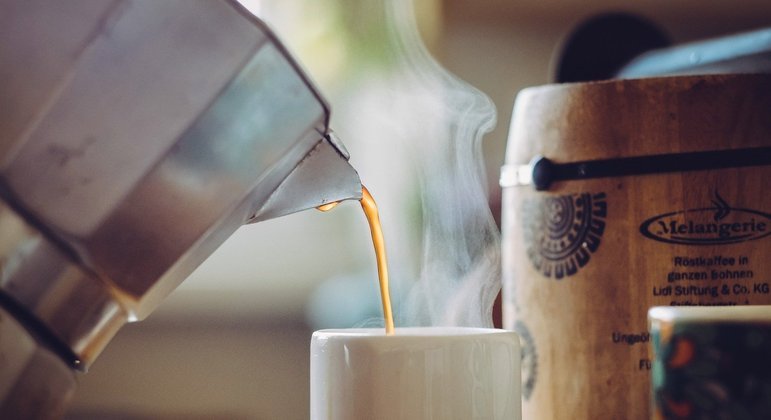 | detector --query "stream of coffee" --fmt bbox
[317,186,395,335]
